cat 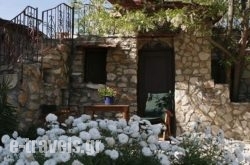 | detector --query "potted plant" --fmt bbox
[98,86,117,105]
